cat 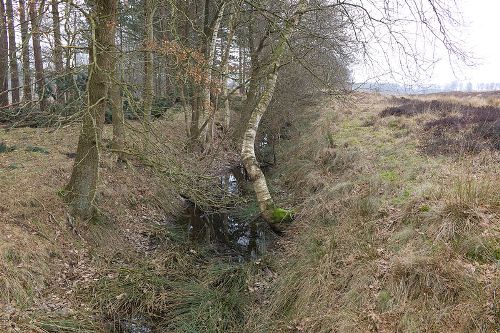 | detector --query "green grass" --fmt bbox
[0,142,16,153]
[33,318,100,333]
[83,229,252,333]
